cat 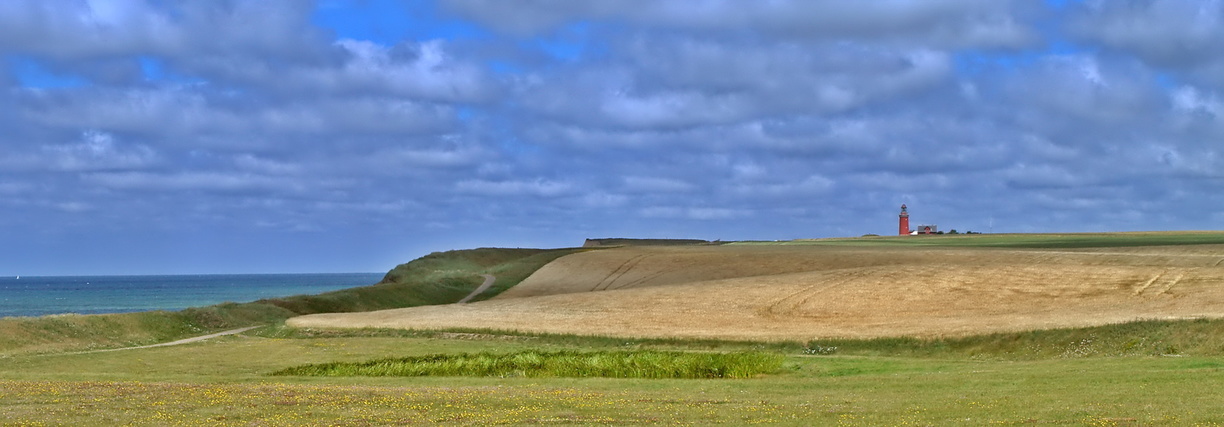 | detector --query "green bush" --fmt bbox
[272,350,784,379]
